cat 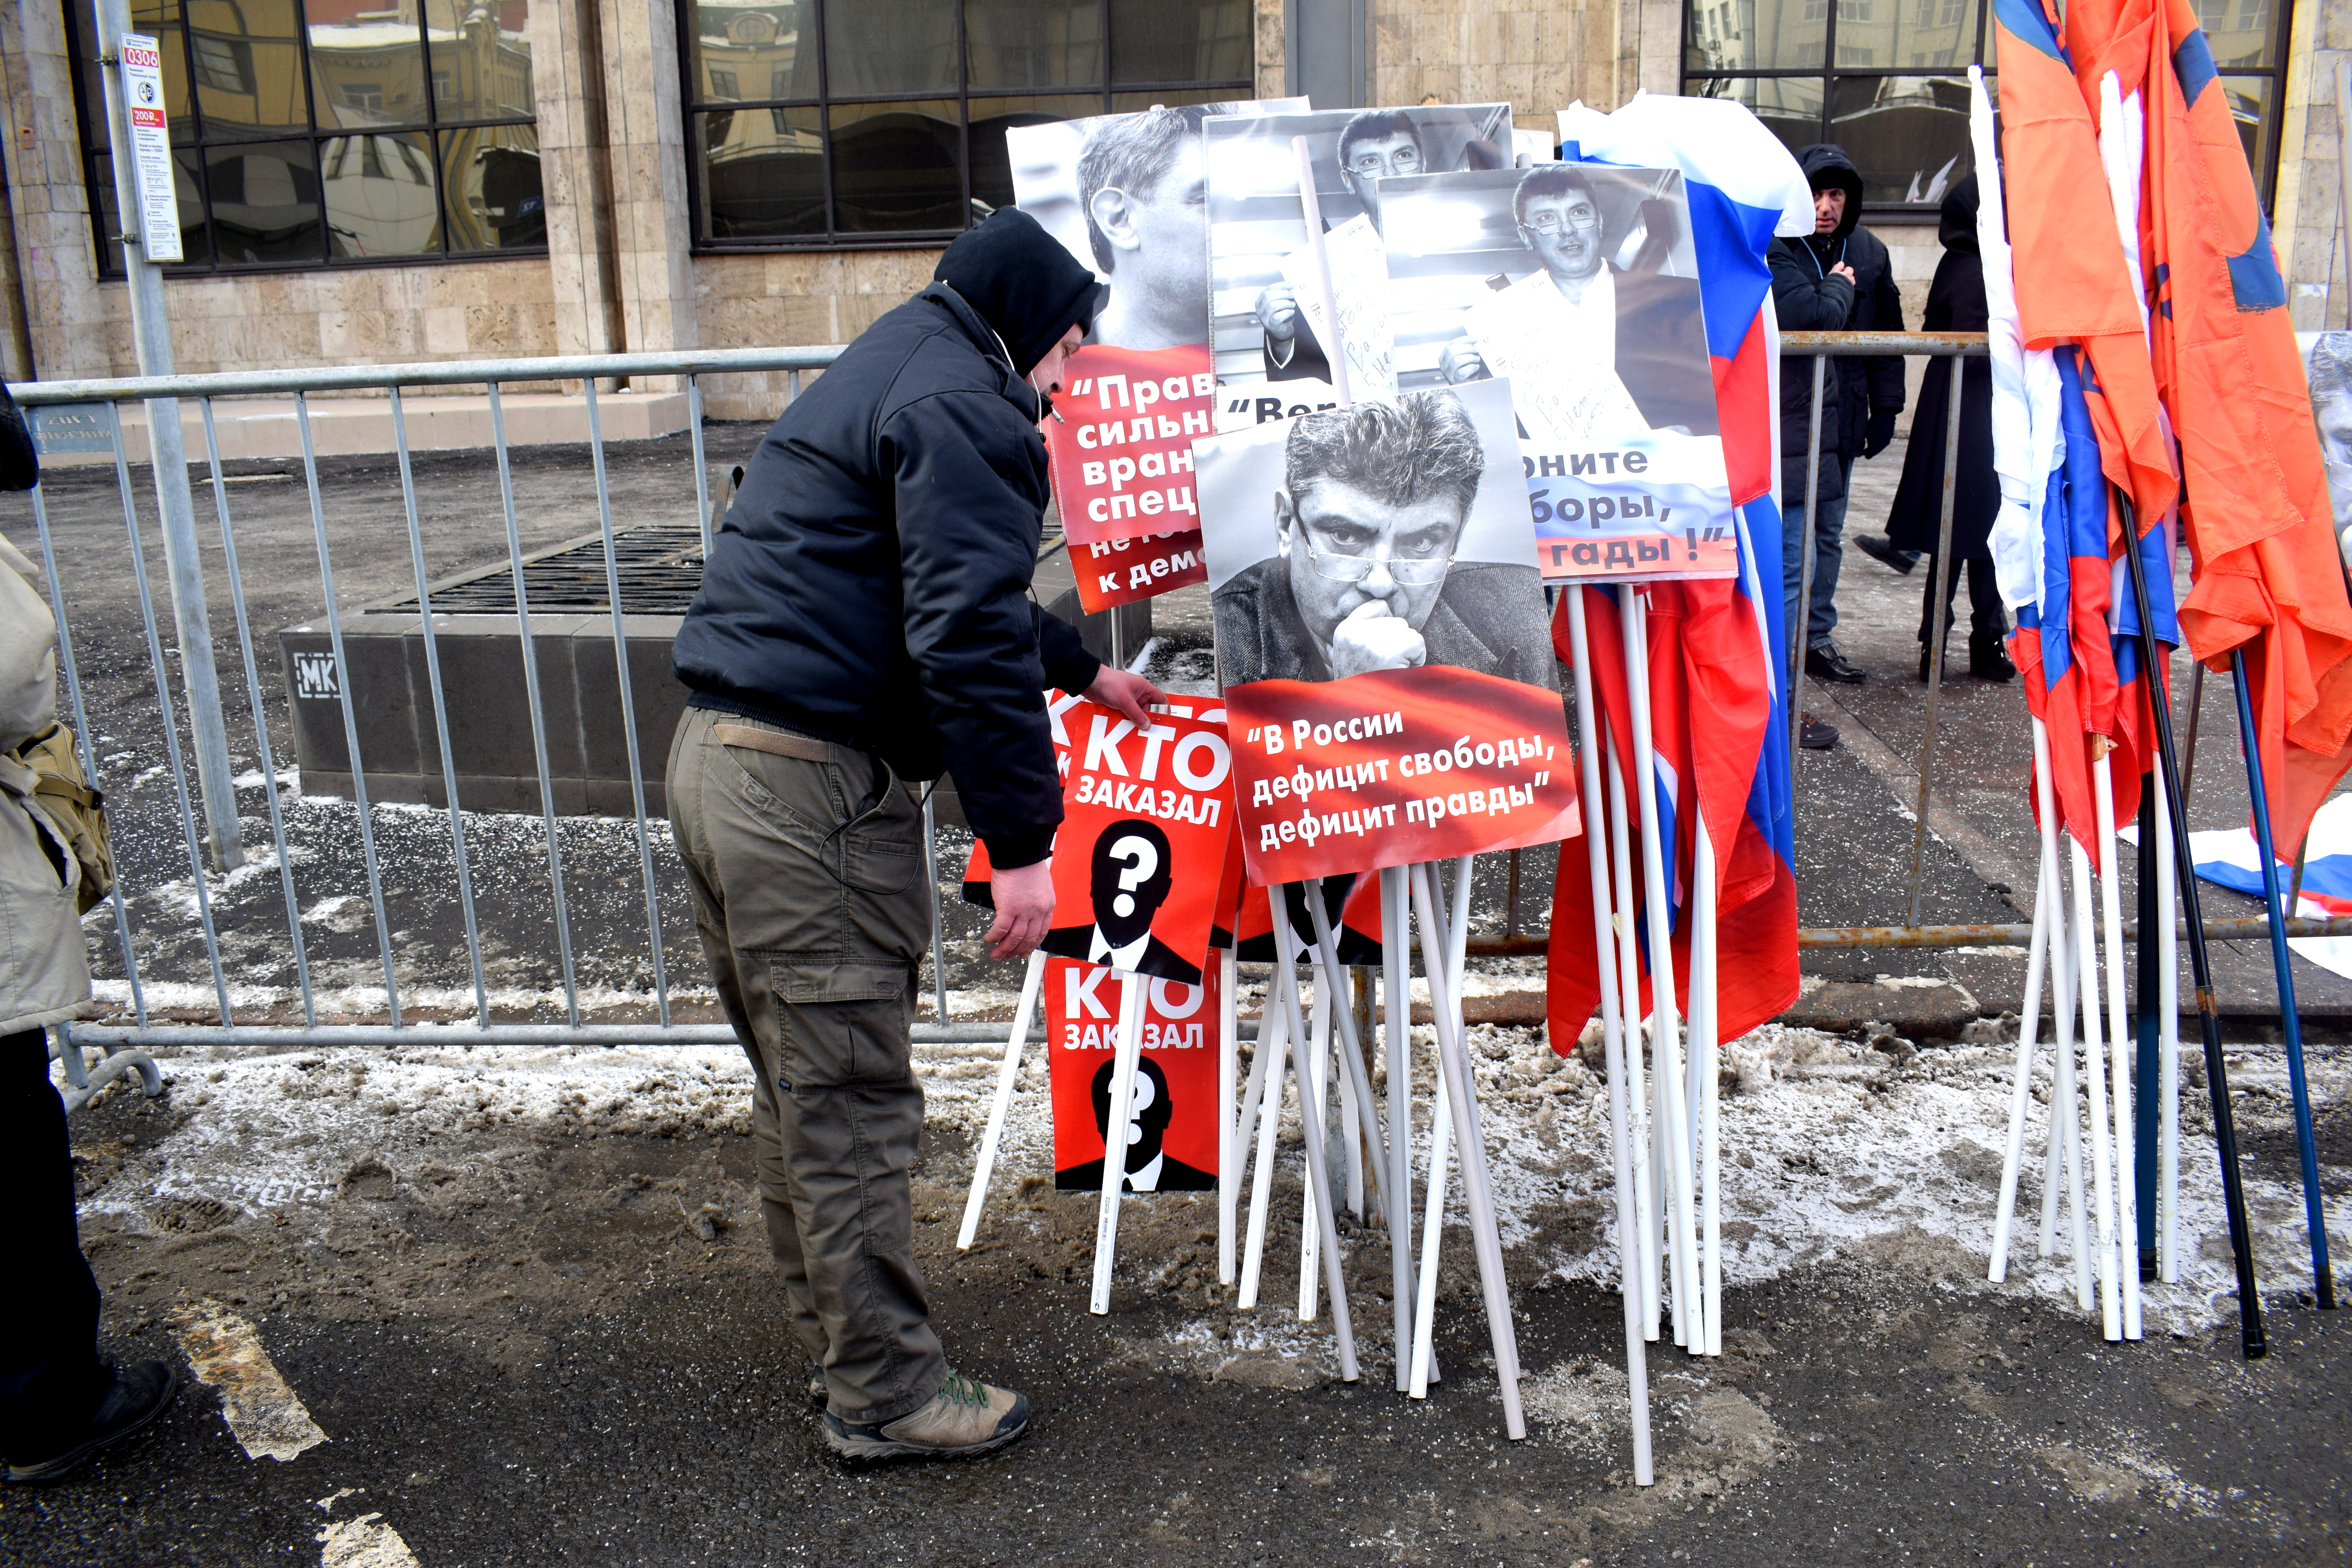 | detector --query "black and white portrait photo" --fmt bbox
[1194,381,1557,691]
[1205,103,1514,408]
[1007,98,1301,352]
[1383,163,1722,443]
